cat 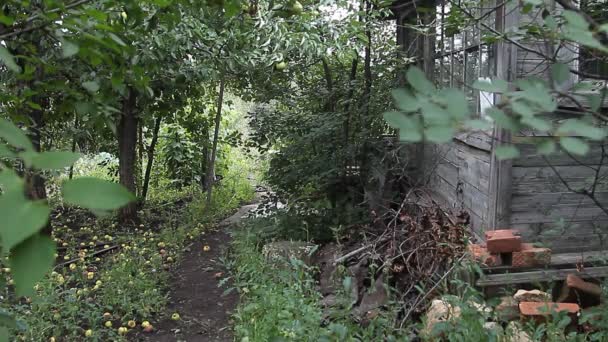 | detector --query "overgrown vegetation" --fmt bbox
[3,0,608,340]
[1,148,254,340]
[228,217,405,342]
